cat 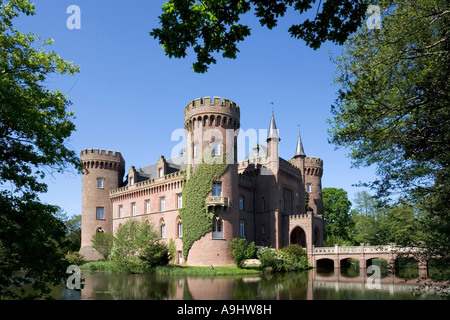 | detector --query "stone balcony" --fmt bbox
[206,196,229,208]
